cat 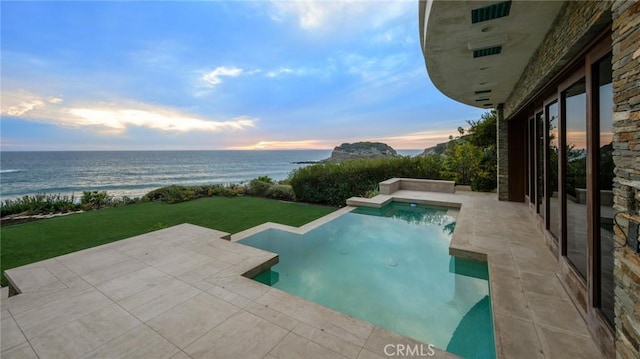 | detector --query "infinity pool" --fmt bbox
[239,202,495,358]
